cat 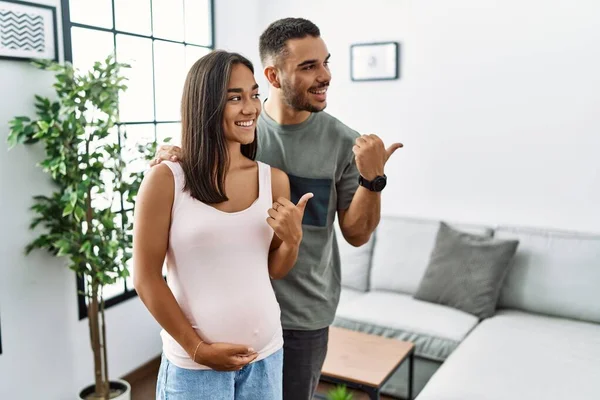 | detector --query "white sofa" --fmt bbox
[333,216,600,399]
